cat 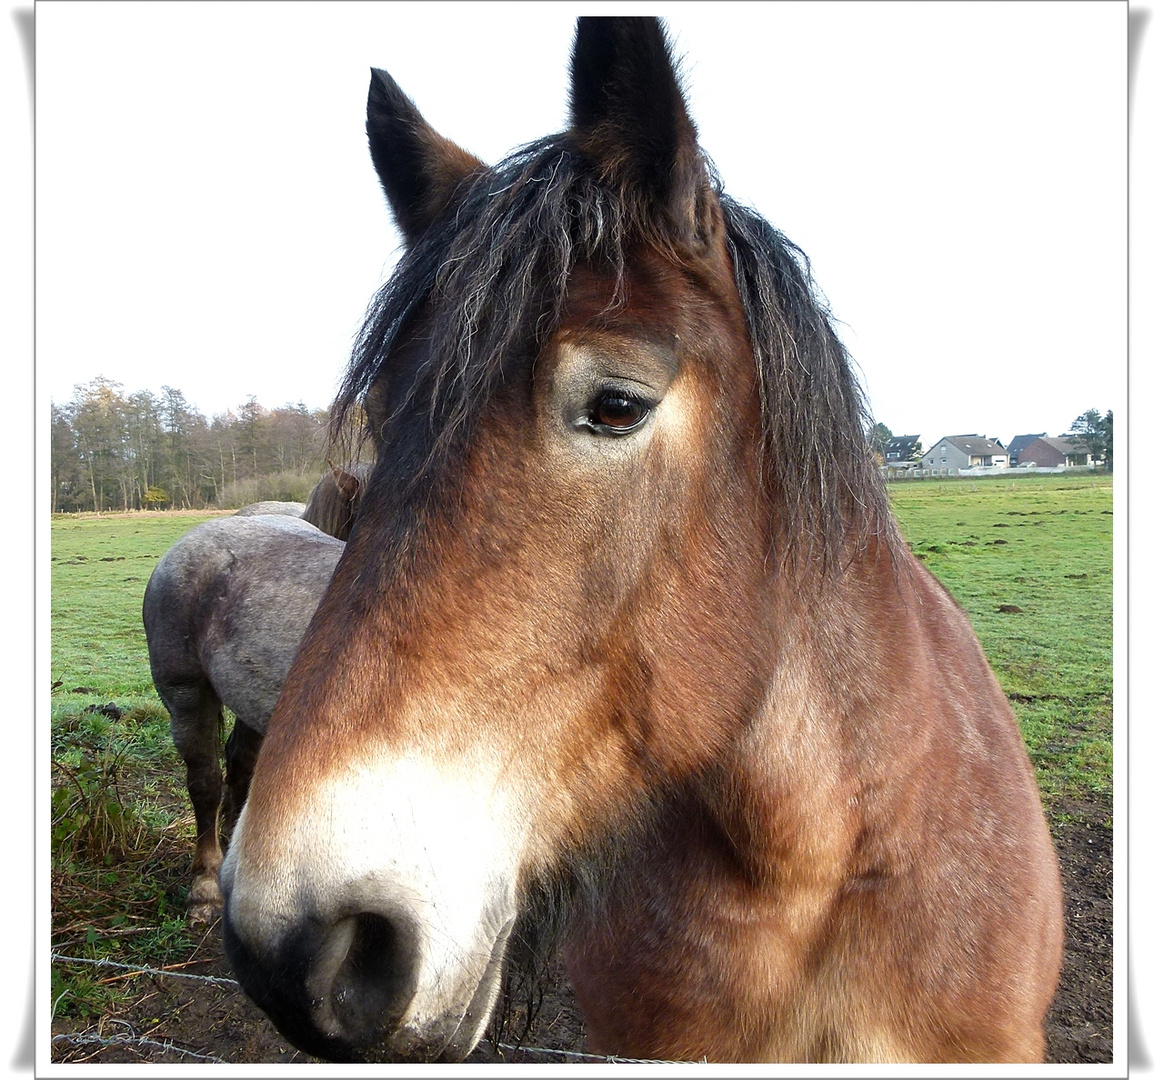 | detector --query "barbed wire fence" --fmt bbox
[51,953,262,1066]
[50,952,694,1066]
